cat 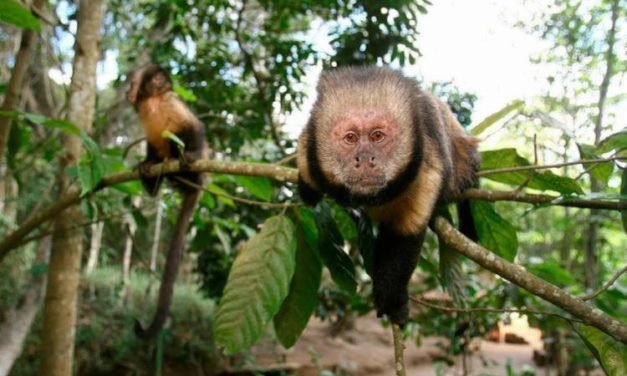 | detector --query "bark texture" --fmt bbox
[39,1,106,375]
